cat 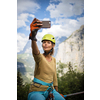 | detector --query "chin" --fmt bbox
[44,49,50,52]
